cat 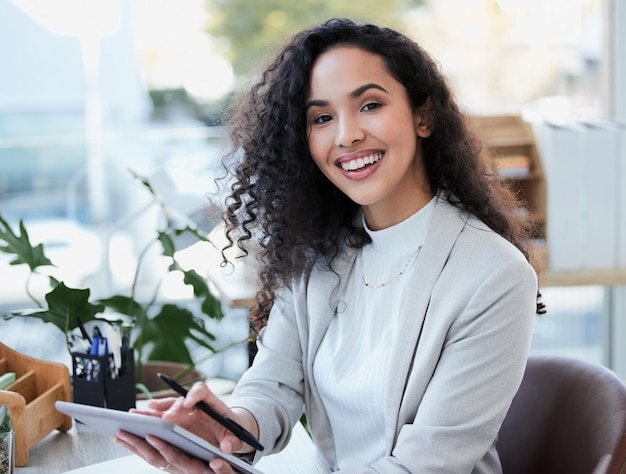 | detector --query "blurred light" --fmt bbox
[12,0,120,38]
[266,10,287,29]
[461,0,484,12]
[132,0,234,100]
[497,0,584,45]
[497,0,523,12]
